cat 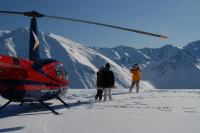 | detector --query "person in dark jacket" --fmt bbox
[101,63,115,101]
[95,66,104,101]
